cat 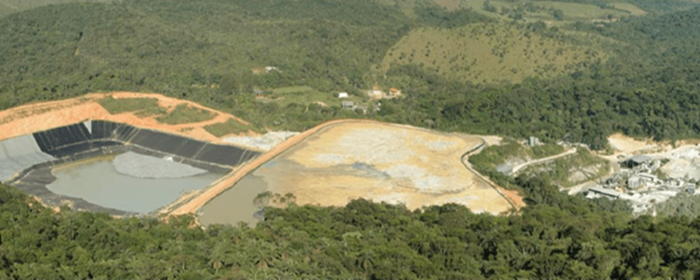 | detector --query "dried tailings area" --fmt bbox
[201,122,513,226]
